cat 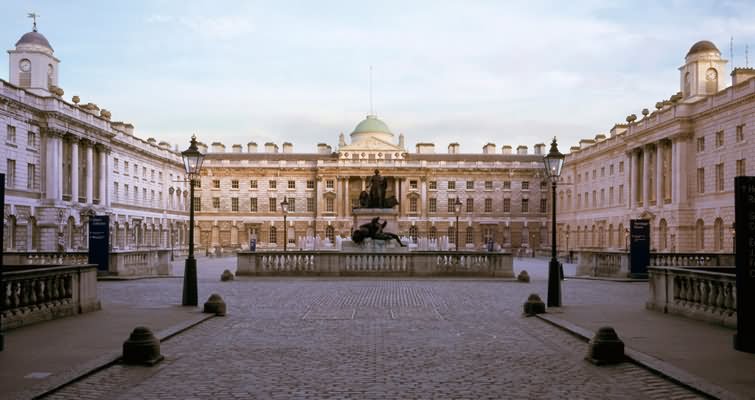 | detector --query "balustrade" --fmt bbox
[647,266,736,328]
